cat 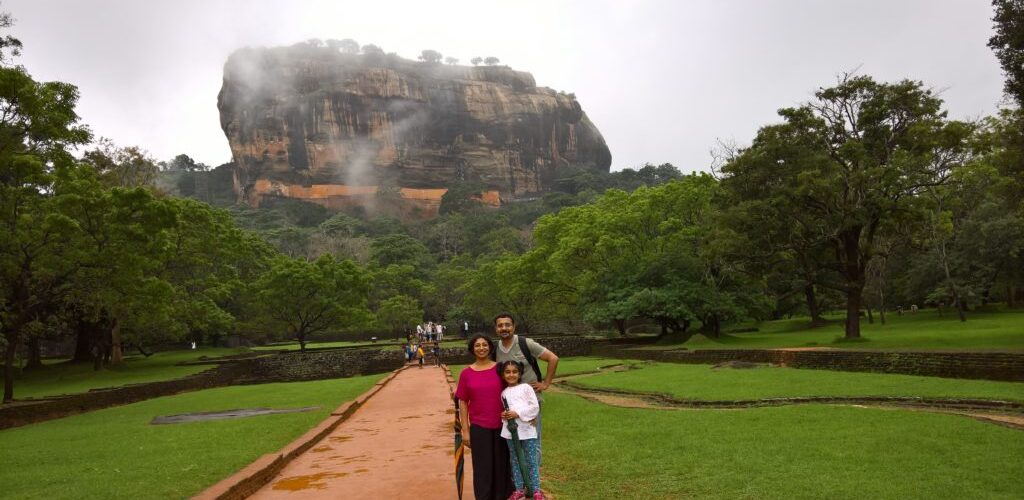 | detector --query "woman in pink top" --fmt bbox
[455,334,514,500]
